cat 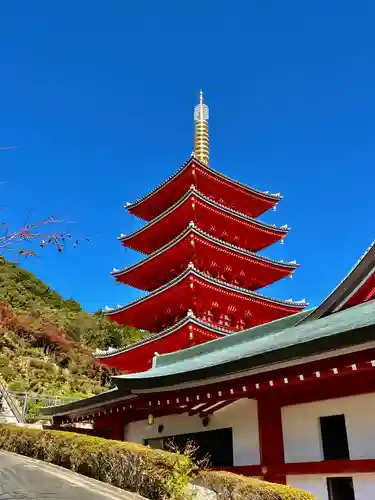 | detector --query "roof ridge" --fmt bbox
[126,156,282,210]
[94,314,230,358]
[111,223,298,278]
[332,239,375,293]
[103,265,307,317]
[297,239,375,324]
[119,187,289,244]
